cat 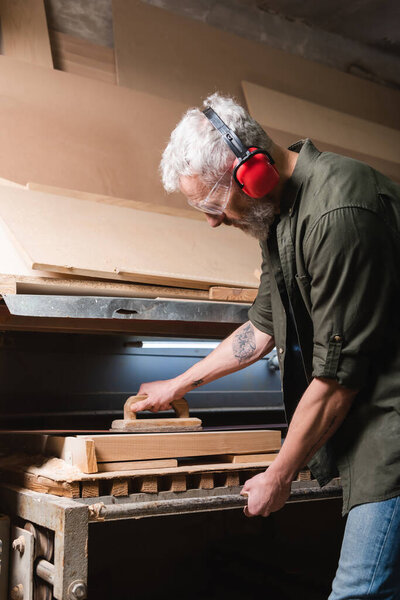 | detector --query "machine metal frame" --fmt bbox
[0,296,342,598]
